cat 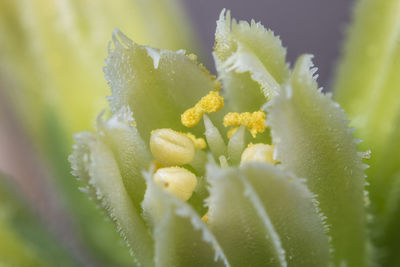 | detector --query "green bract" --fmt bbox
[70,9,371,267]
[333,0,400,265]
